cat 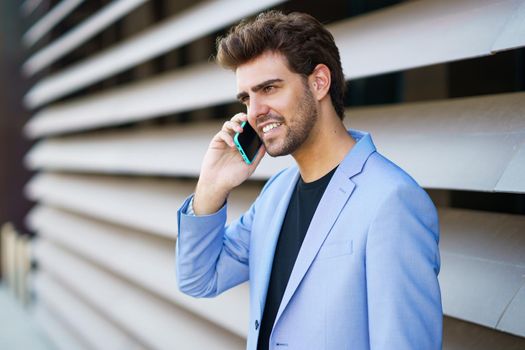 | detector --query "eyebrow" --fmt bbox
[236,78,283,102]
